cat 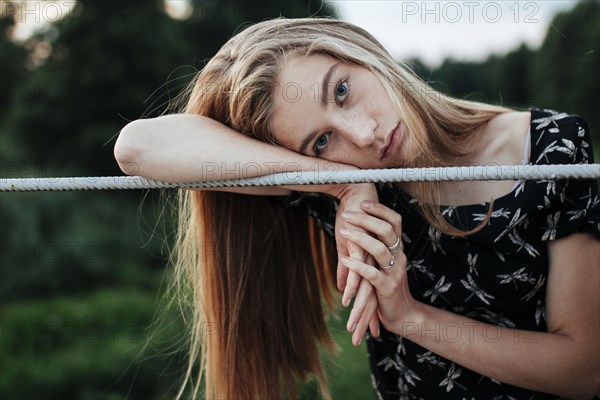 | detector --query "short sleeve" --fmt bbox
[535,114,600,241]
